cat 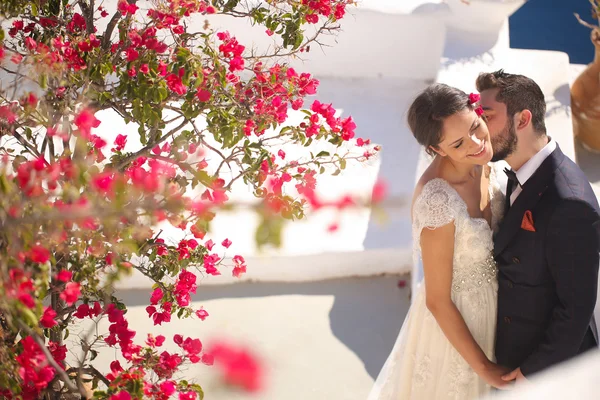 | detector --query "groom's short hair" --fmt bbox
[476,70,547,135]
